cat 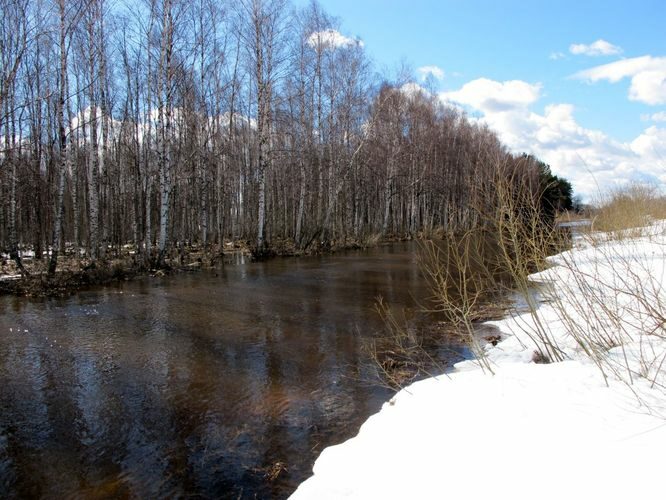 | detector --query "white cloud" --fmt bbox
[442,77,666,200]
[575,56,666,105]
[549,52,566,61]
[631,126,666,157]
[400,82,430,98]
[307,29,364,50]
[569,39,623,57]
[575,56,661,82]
[440,78,541,113]
[628,70,666,105]
[642,111,666,122]
[417,65,445,81]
